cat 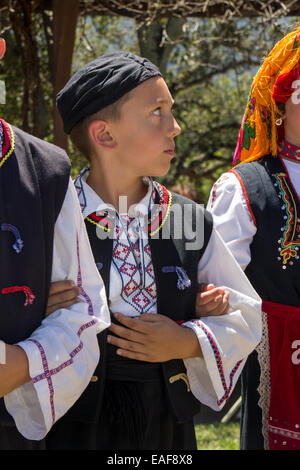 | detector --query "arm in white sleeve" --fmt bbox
[207,171,257,271]
[183,228,262,411]
[4,179,110,440]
